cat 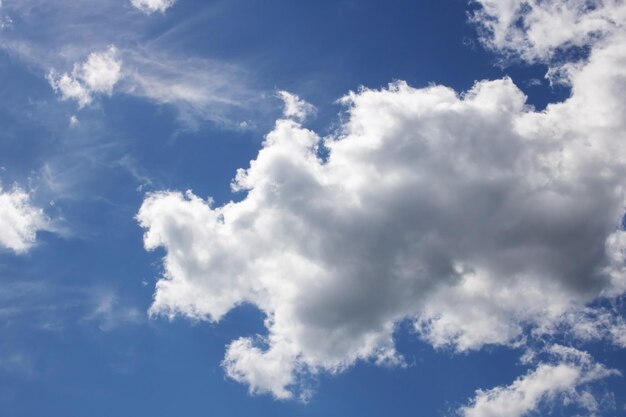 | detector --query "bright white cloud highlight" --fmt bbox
[137,0,626,400]
[460,346,619,417]
[48,46,121,108]
[0,186,48,253]
[277,91,317,122]
[472,0,626,63]
[131,0,175,14]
